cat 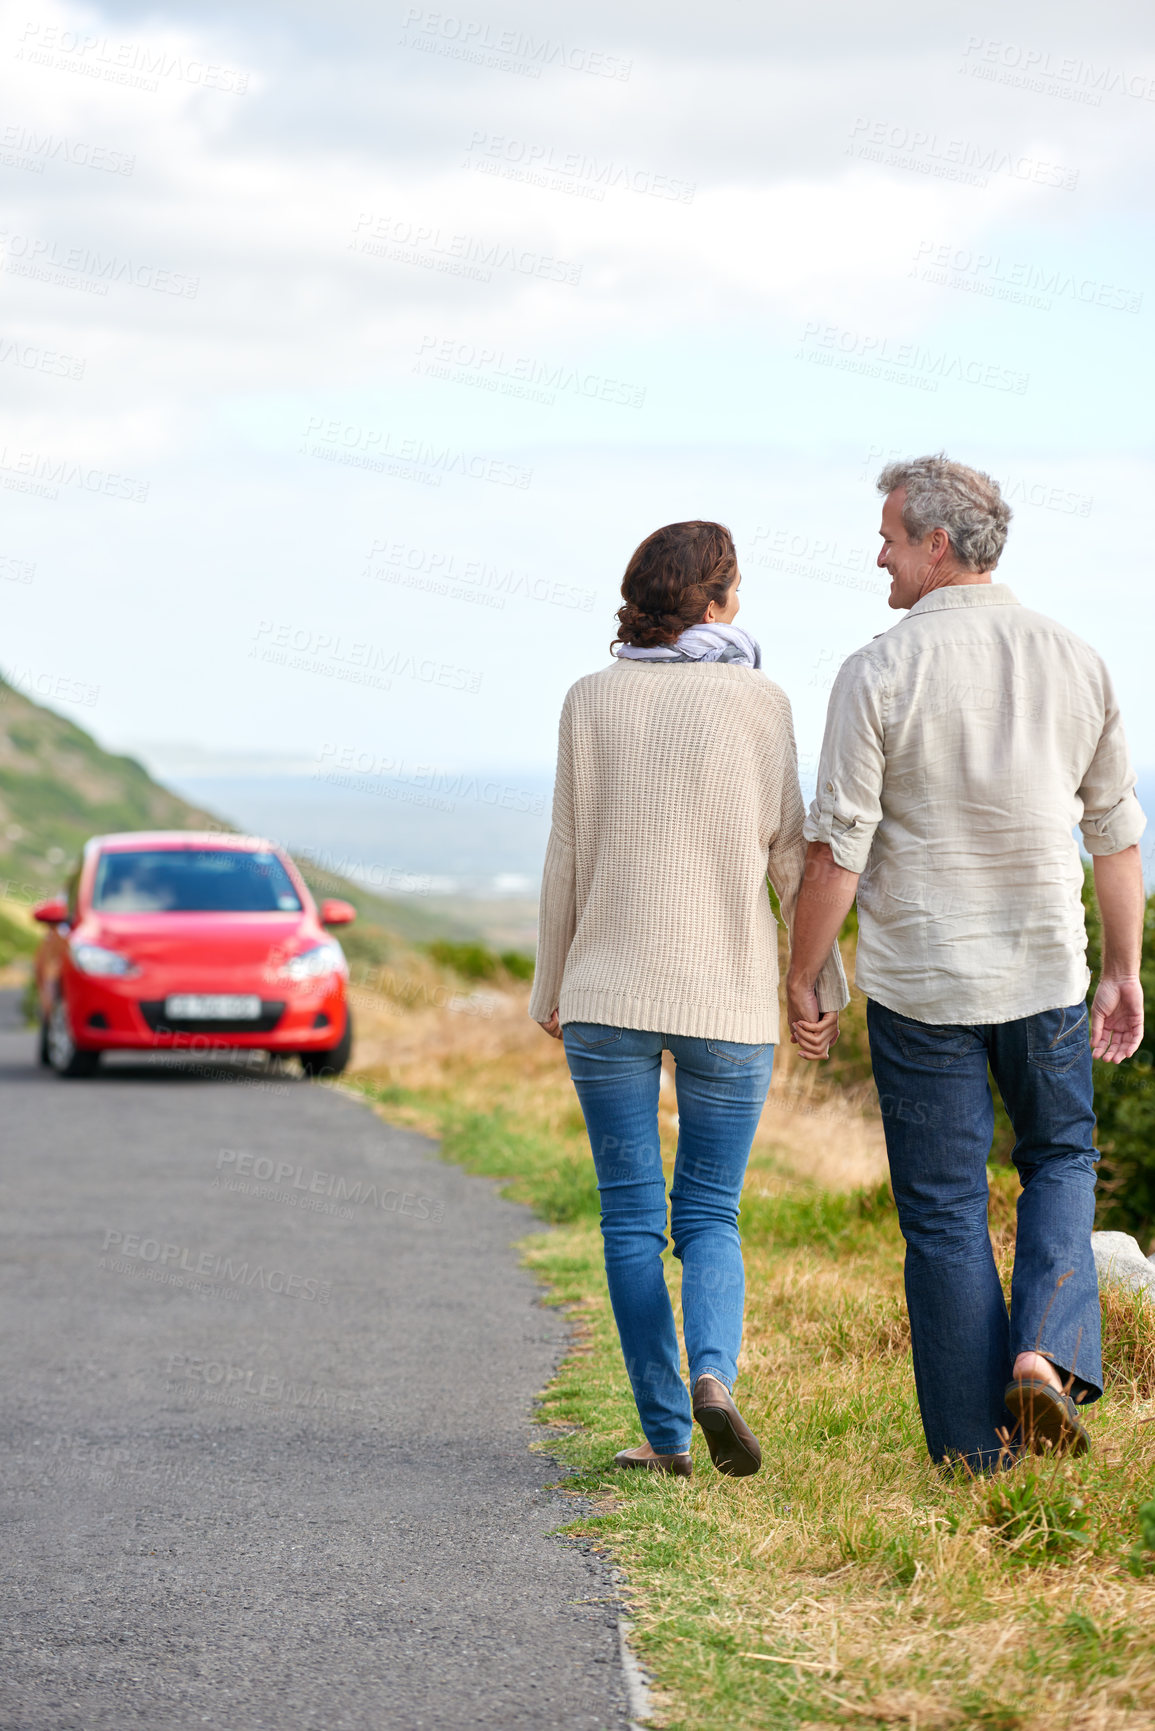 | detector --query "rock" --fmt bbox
[1092,1230,1155,1298]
